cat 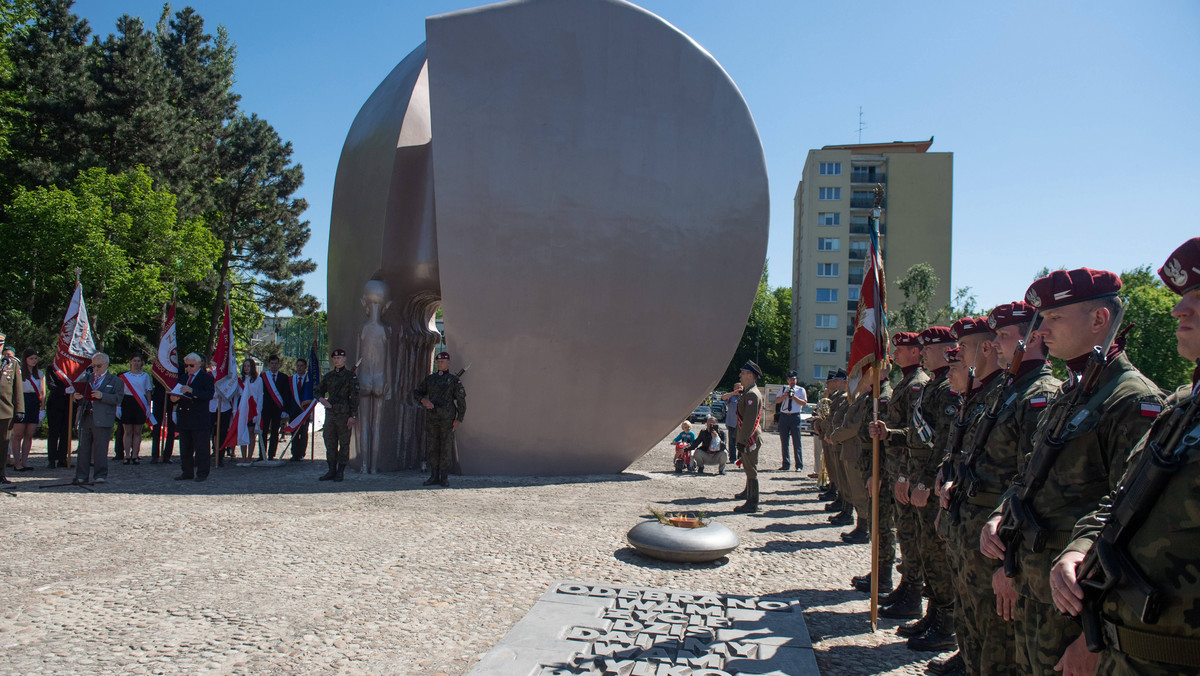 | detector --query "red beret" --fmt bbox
[1025,268,1121,310]
[1159,237,1200,295]
[950,316,991,340]
[917,326,955,346]
[943,346,963,363]
[987,301,1036,330]
[891,331,920,347]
